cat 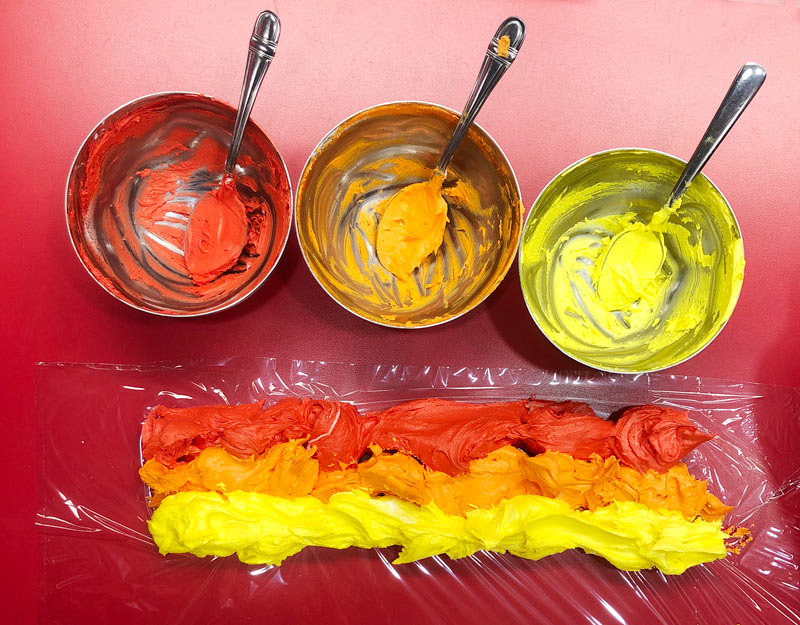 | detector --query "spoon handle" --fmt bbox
[667,62,766,206]
[225,11,281,174]
[435,17,526,175]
